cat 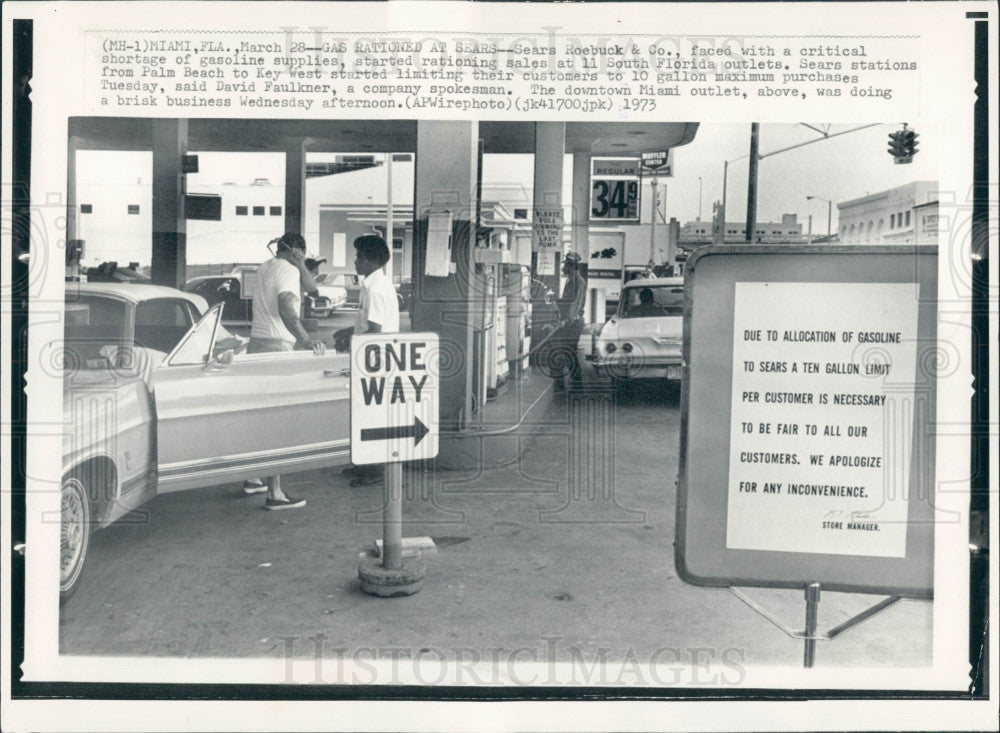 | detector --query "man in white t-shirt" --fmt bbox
[336,234,400,487]
[249,233,325,354]
[244,232,326,510]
